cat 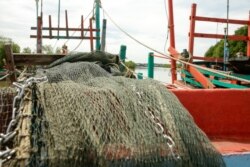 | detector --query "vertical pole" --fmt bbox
[119,45,127,72]
[35,0,39,50]
[148,52,154,78]
[37,16,42,53]
[167,0,177,83]
[224,28,229,71]
[95,0,101,50]
[188,3,196,60]
[137,72,143,80]
[247,11,250,56]
[65,10,69,37]
[101,19,107,52]
[4,44,16,82]
[57,0,61,40]
[89,19,94,51]
[49,15,52,39]
[81,15,84,38]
